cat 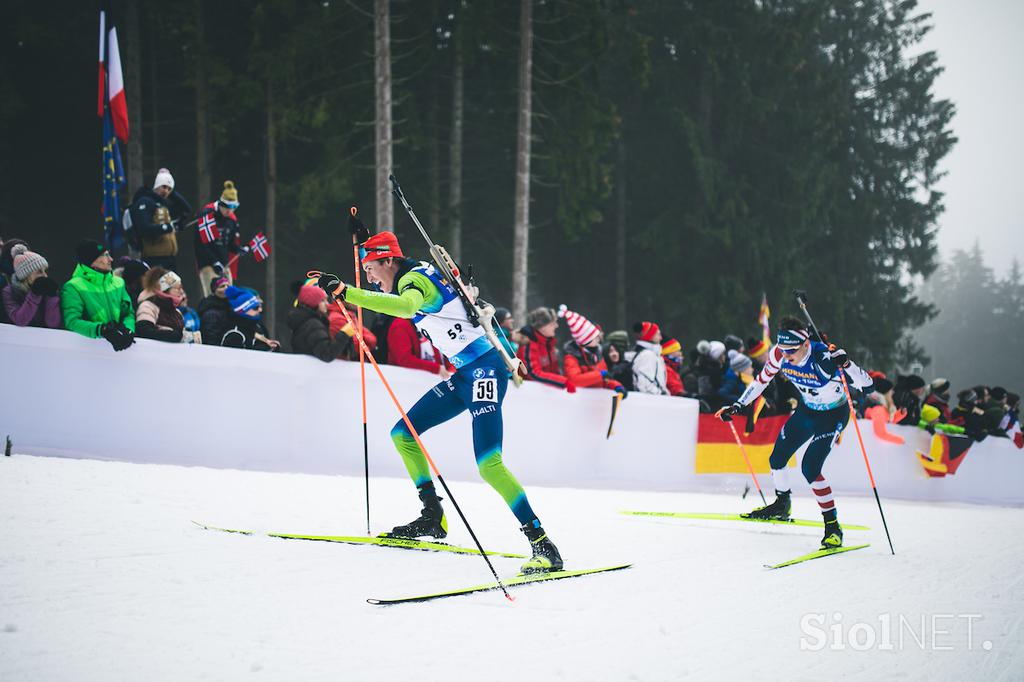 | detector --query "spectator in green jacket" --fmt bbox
[61,239,136,352]
[983,386,1009,436]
